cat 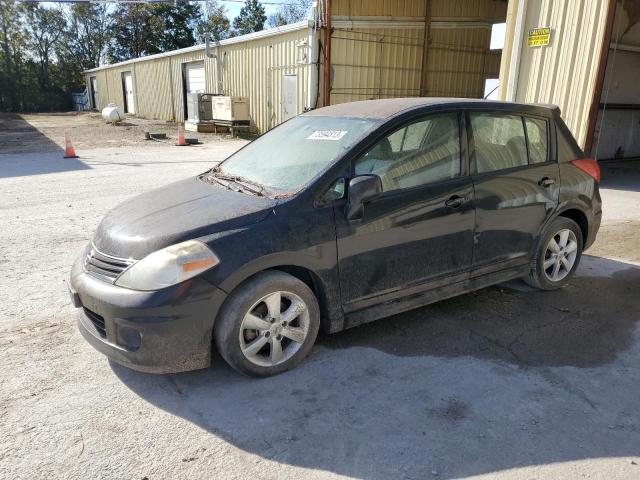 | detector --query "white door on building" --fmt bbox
[282,74,298,121]
[185,62,206,94]
[123,72,135,114]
